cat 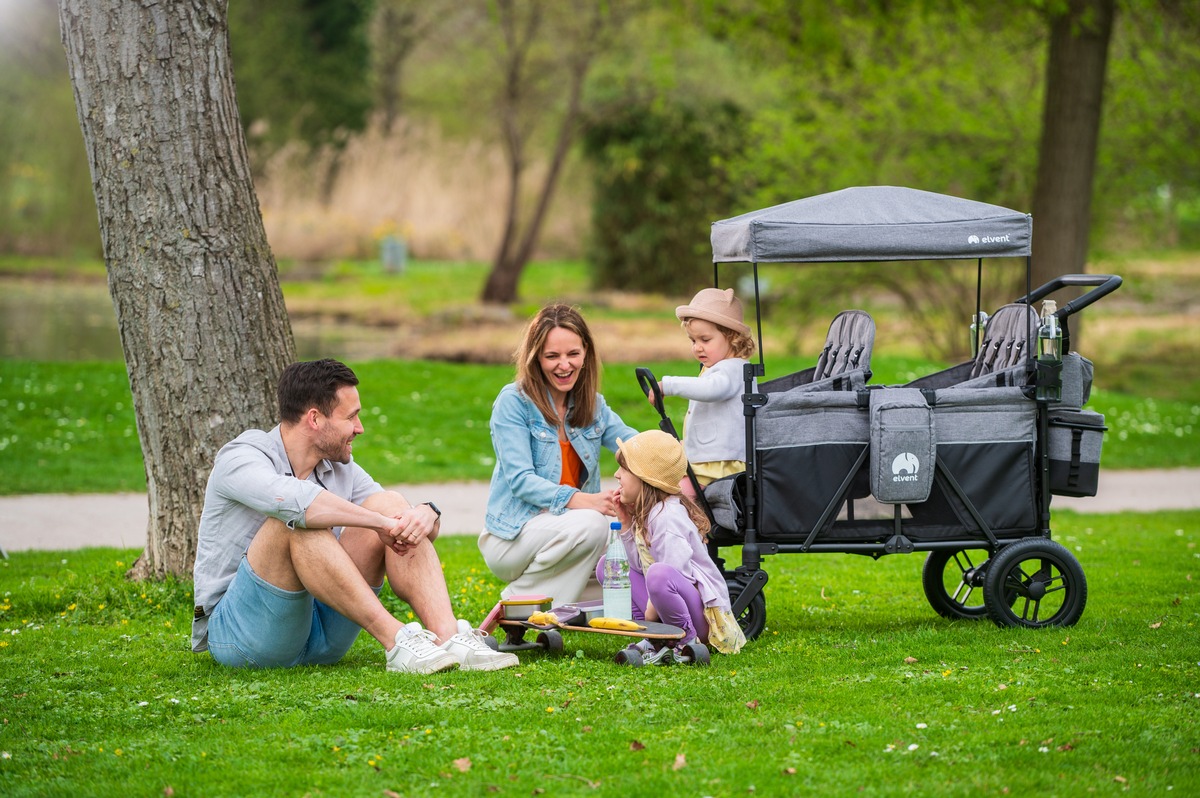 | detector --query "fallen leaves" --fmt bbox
[672,753,687,771]
[453,757,471,773]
